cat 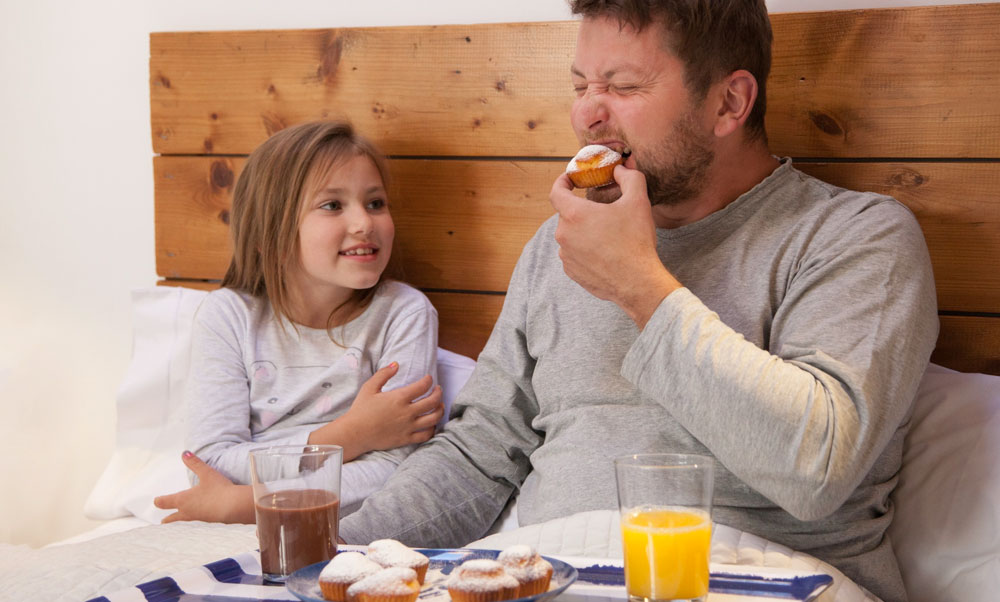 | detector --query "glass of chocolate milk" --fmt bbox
[249,444,343,582]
